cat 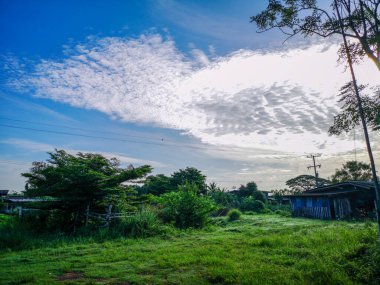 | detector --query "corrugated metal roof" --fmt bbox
[4,197,52,203]
[287,181,374,198]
